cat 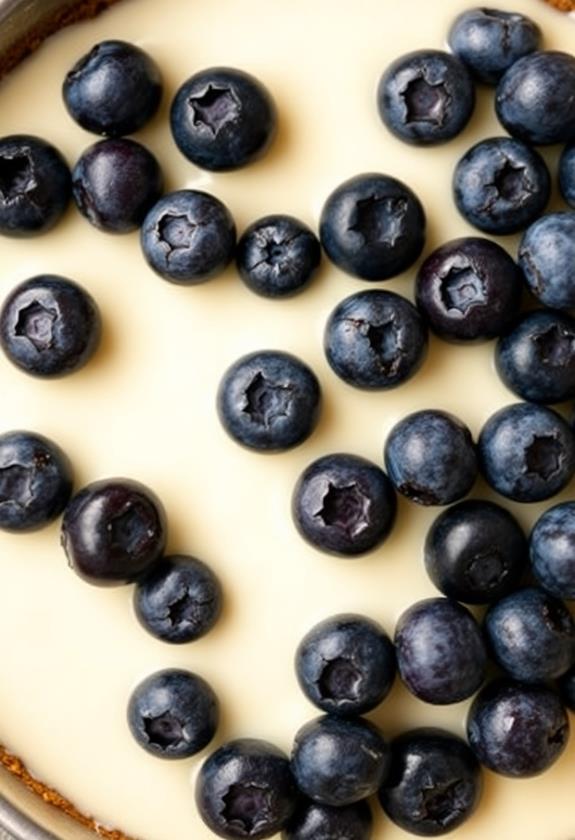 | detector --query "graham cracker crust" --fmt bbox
[545,0,575,9]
